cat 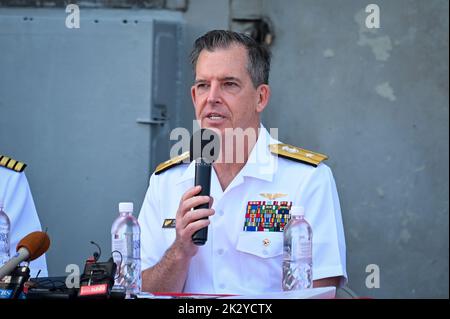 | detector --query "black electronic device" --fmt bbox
[25,276,78,299]
[190,128,220,245]
[78,256,117,298]
[0,265,30,299]
[25,241,124,299]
